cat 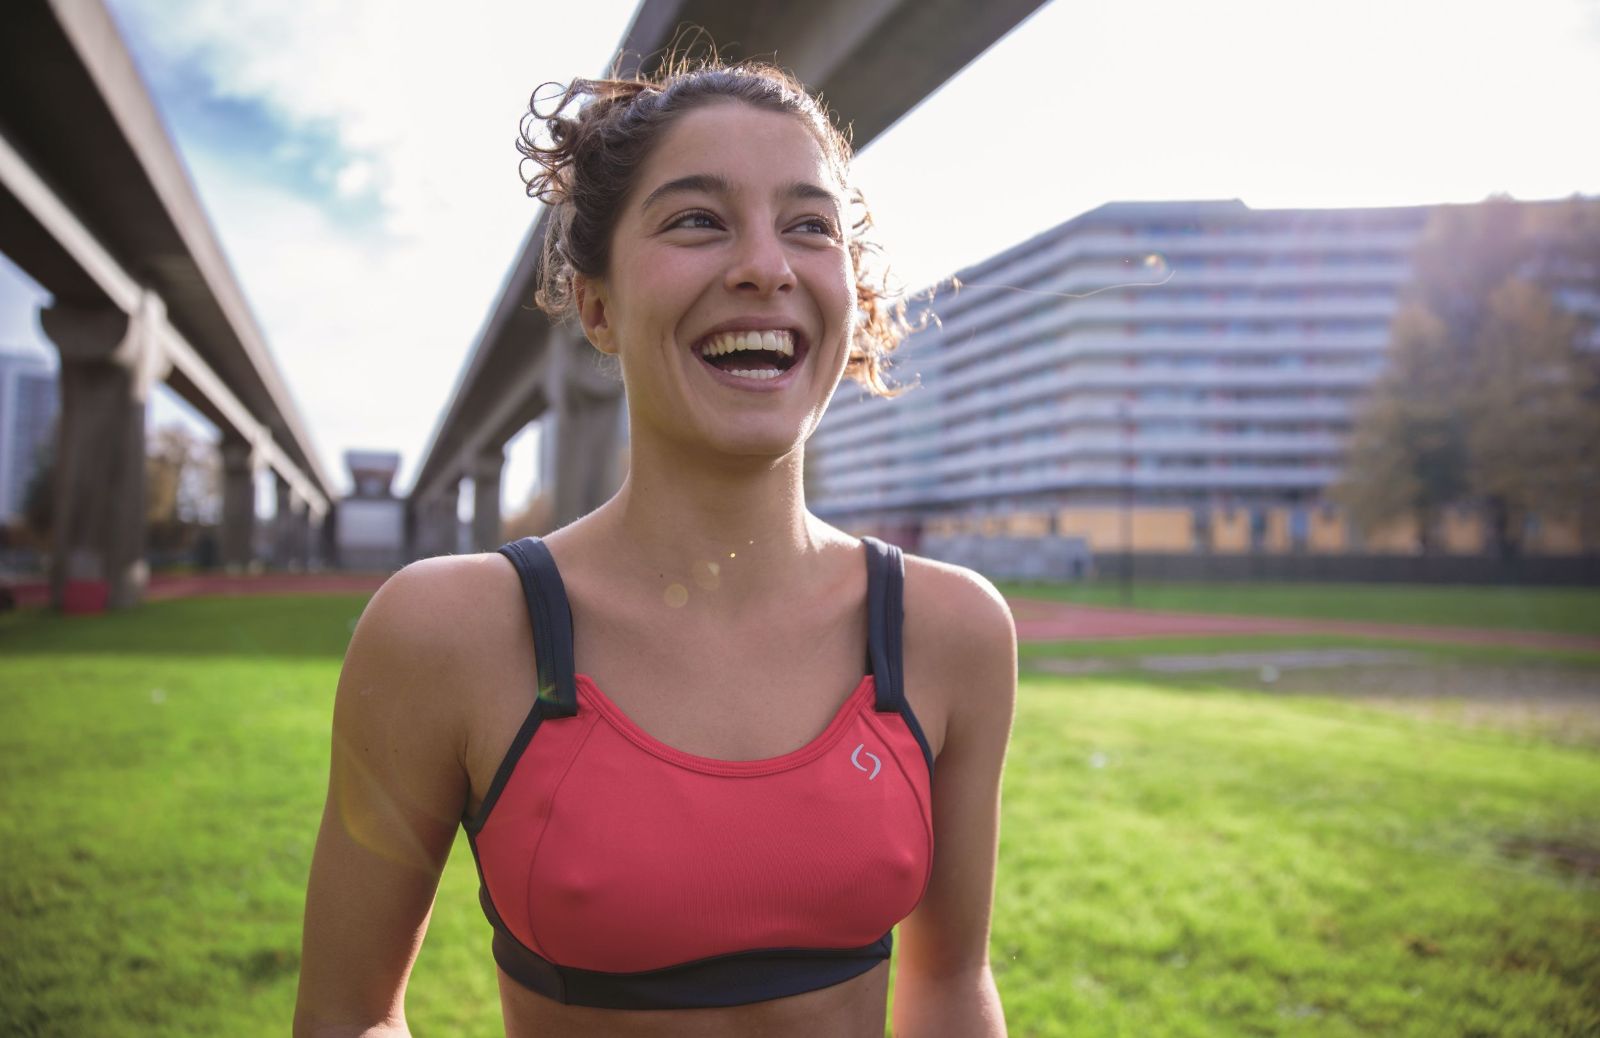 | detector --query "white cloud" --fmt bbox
[334,160,373,200]
[854,0,1600,292]
[180,146,524,492]
[105,0,637,504]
